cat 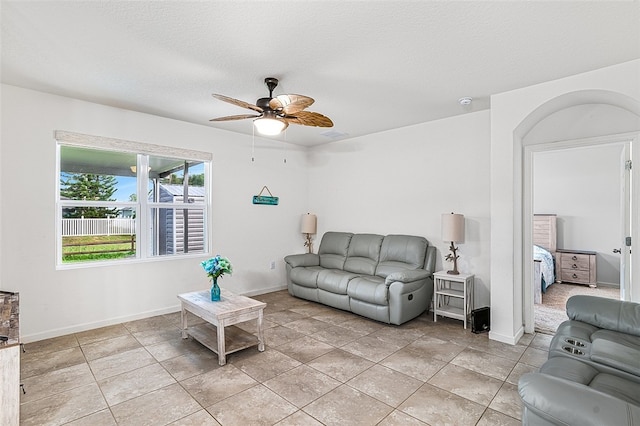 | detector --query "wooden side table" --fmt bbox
[433,271,474,329]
